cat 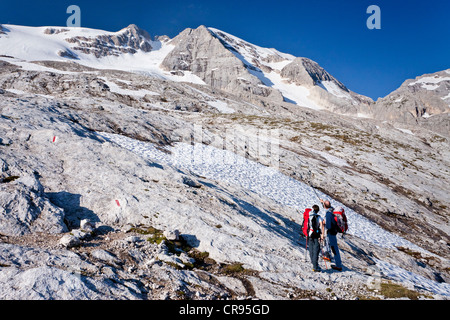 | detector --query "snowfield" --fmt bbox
[98,132,450,296]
